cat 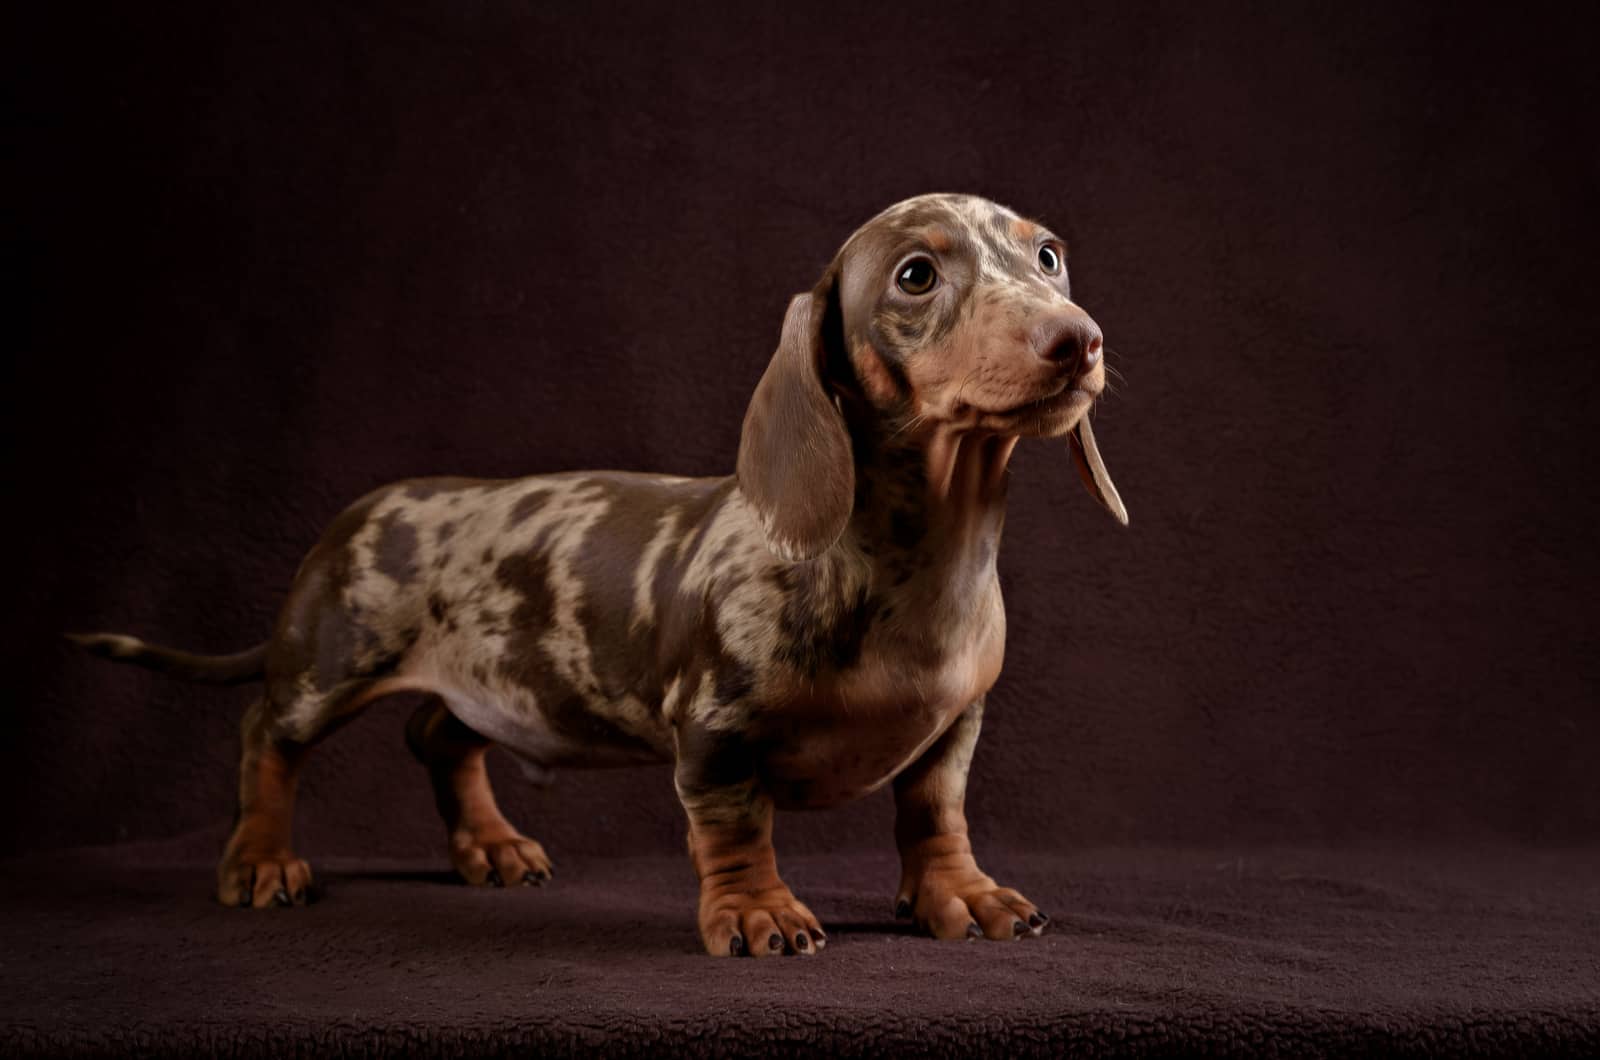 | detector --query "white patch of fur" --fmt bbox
[631,505,682,634]
[660,672,685,726]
